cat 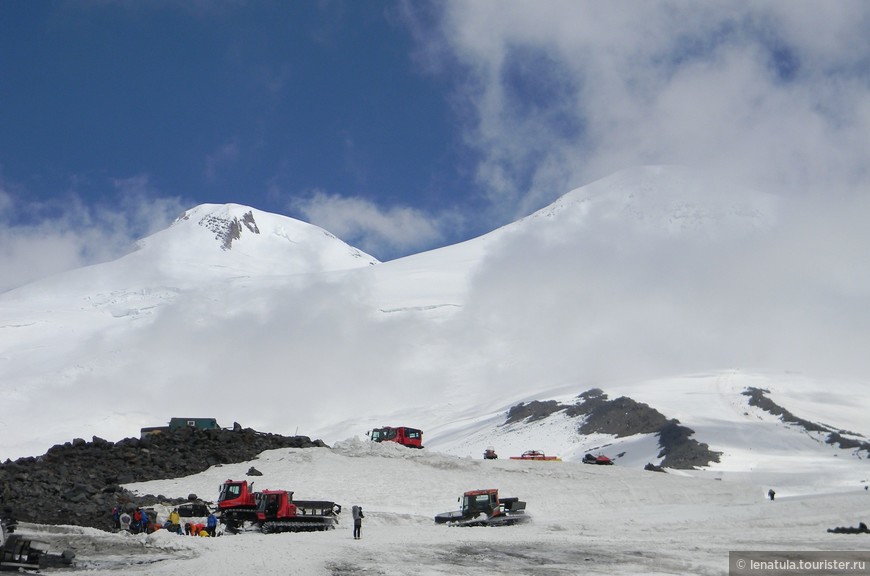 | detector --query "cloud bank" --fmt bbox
[0,175,186,293]
[407,1,870,219]
[3,2,868,288]
[289,190,460,260]
[308,1,869,258]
